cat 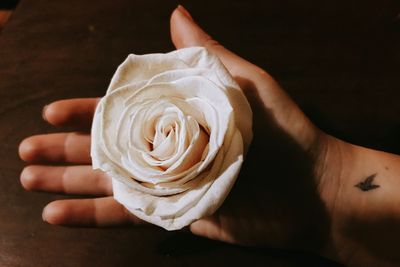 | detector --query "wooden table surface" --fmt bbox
[0,0,399,266]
